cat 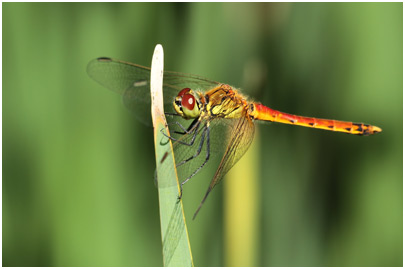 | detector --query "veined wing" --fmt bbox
[192,112,255,219]
[87,57,220,125]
